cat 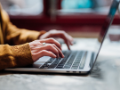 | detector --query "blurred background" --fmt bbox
[0,0,120,39]
[0,0,113,15]
[0,0,43,15]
